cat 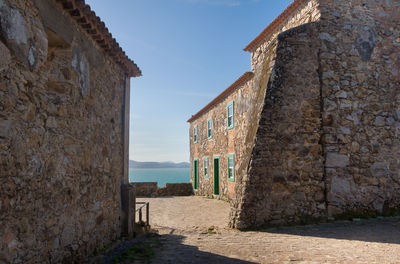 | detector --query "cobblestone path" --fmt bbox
[138,197,400,264]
